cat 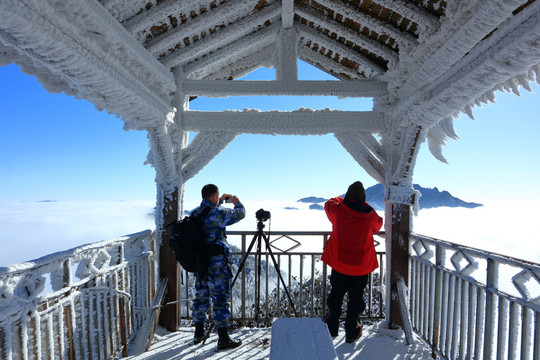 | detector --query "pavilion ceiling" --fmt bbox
[66,0,540,131]
[1,0,539,191]
[101,0,441,80]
